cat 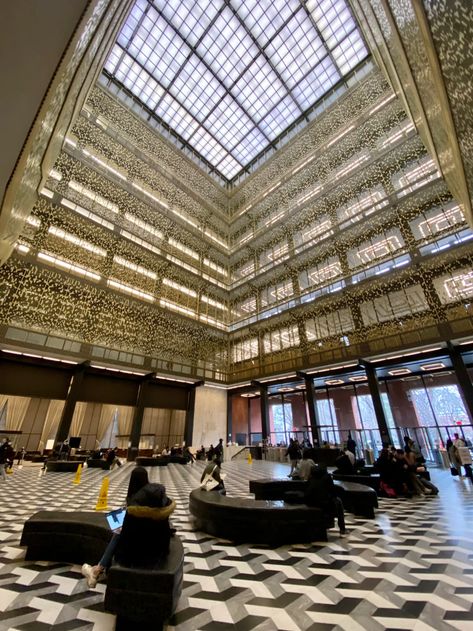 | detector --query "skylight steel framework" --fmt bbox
[104,0,368,182]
